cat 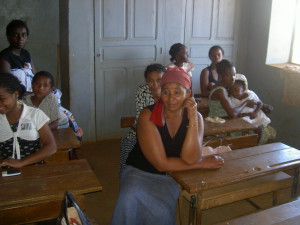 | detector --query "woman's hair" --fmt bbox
[32,71,55,88]
[169,43,186,62]
[6,20,29,36]
[208,45,224,57]
[144,63,166,79]
[216,59,234,76]
[0,73,26,99]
